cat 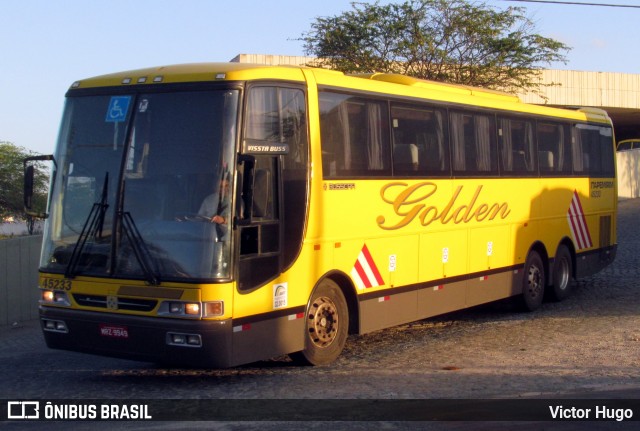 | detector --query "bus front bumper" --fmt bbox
[39,306,234,368]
